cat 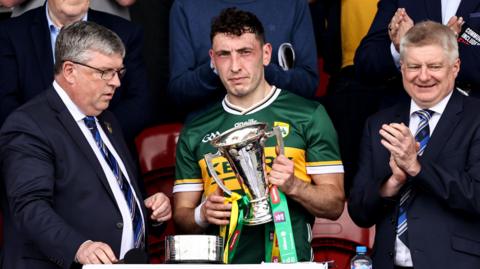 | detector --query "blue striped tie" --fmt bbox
[397,109,433,246]
[84,116,145,249]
